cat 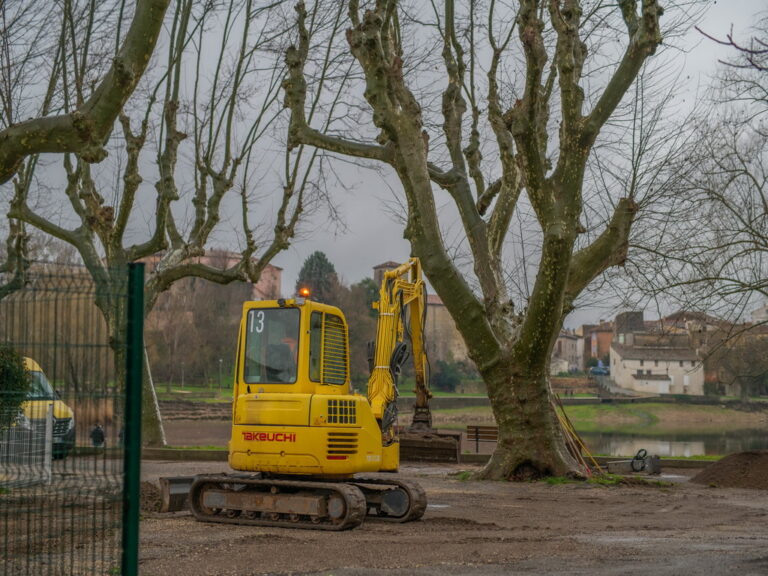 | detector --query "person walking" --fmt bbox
[90,423,105,449]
